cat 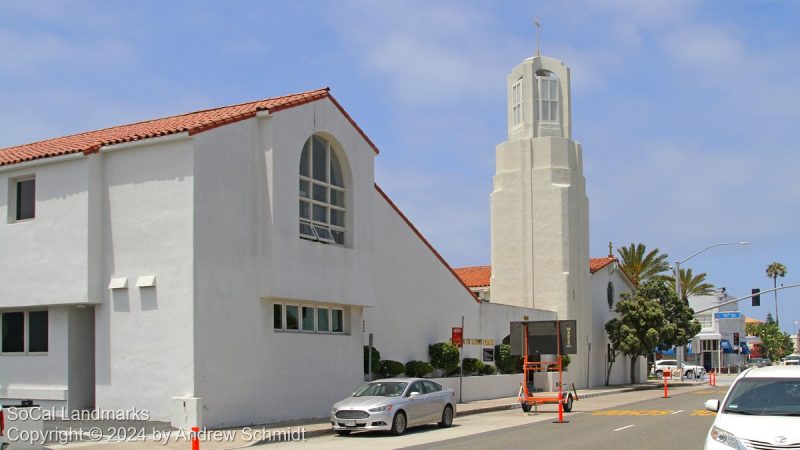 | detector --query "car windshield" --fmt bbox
[723,378,800,416]
[353,382,408,398]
